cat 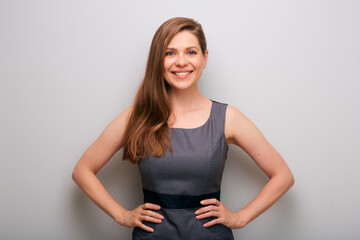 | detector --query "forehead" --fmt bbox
[167,31,200,49]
